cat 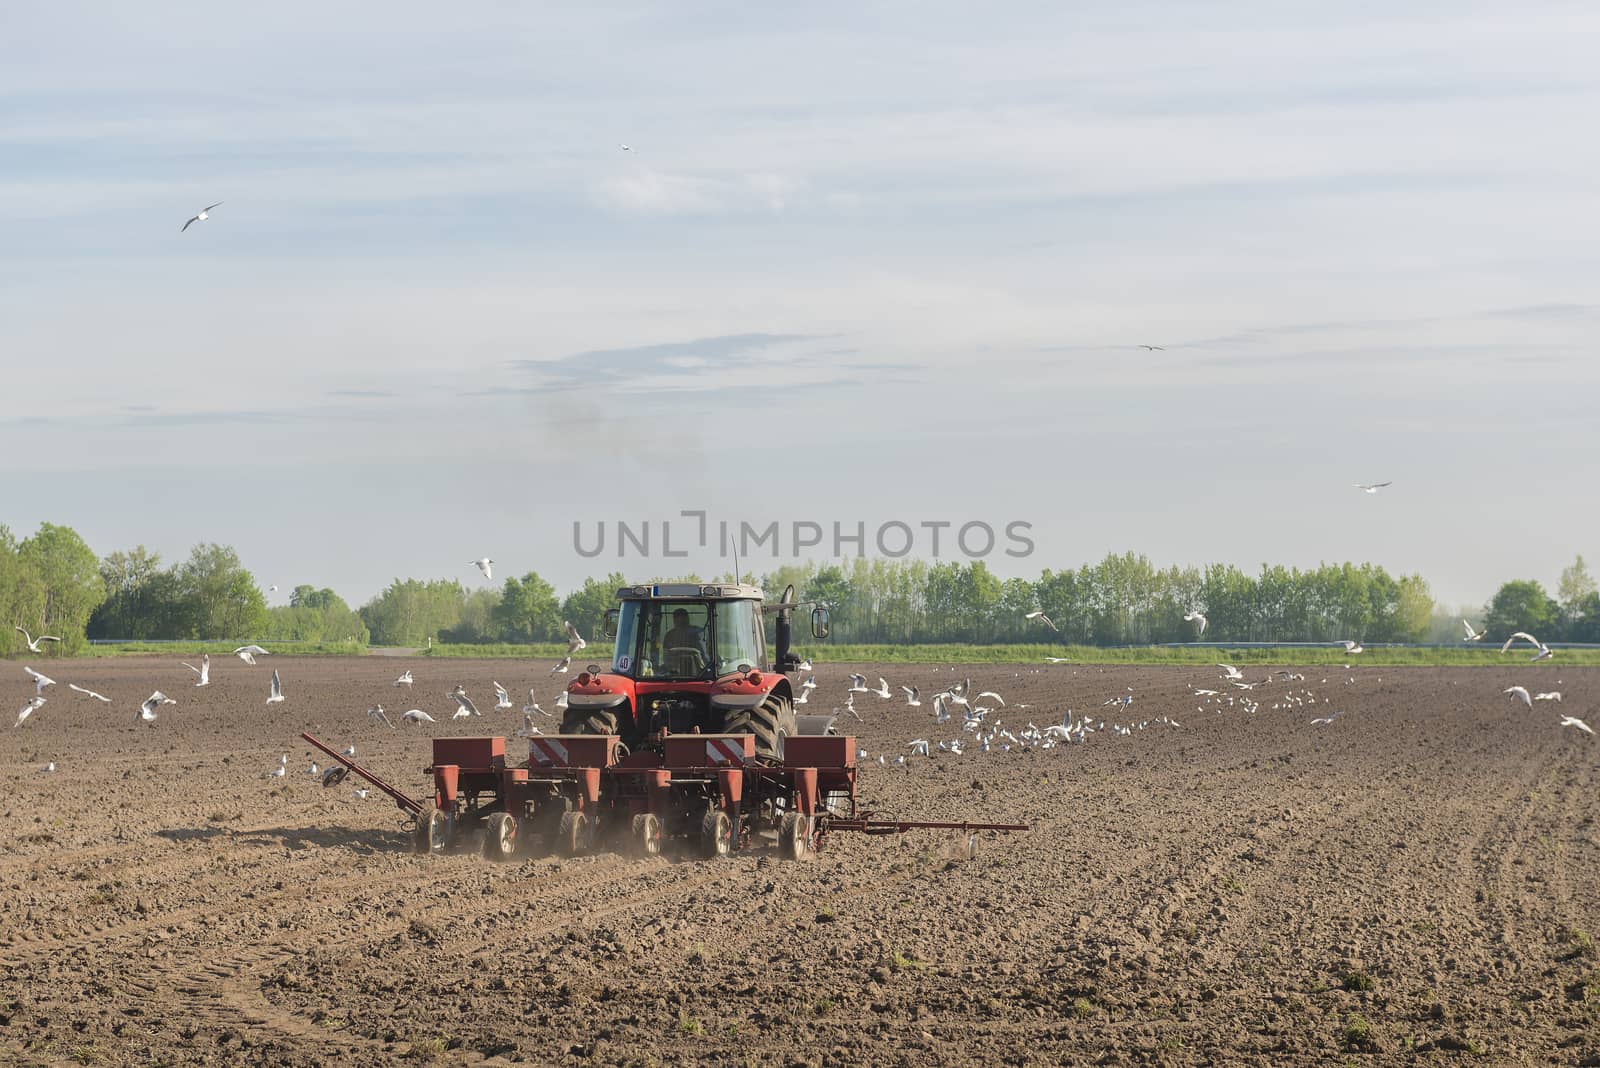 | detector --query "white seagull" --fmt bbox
[564,620,587,655]
[797,659,813,672]
[523,690,550,717]
[1501,631,1553,661]
[1339,640,1364,654]
[902,686,921,707]
[554,691,569,710]
[180,201,223,232]
[234,645,270,665]
[1533,691,1562,702]
[14,627,61,653]
[1355,481,1392,494]
[1025,610,1058,632]
[1462,619,1485,642]
[139,691,174,724]
[368,704,395,729]
[24,666,56,695]
[550,657,571,676]
[1217,664,1244,680]
[870,678,893,699]
[1138,344,1165,351]
[394,670,414,688]
[68,683,112,703]
[182,654,210,686]
[402,708,435,724]
[847,674,869,693]
[1559,715,1594,736]
[1504,686,1532,708]
[907,739,930,756]
[266,670,285,704]
[493,682,513,710]
[14,696,45,727]
[1183,610,1208,635]
[448,686,479,718]
[470,558,494,581]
